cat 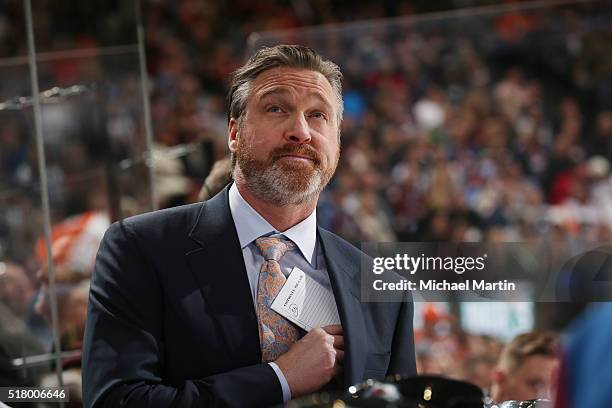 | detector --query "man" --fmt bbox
[82,45,416,408]
[490,331,559,403]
